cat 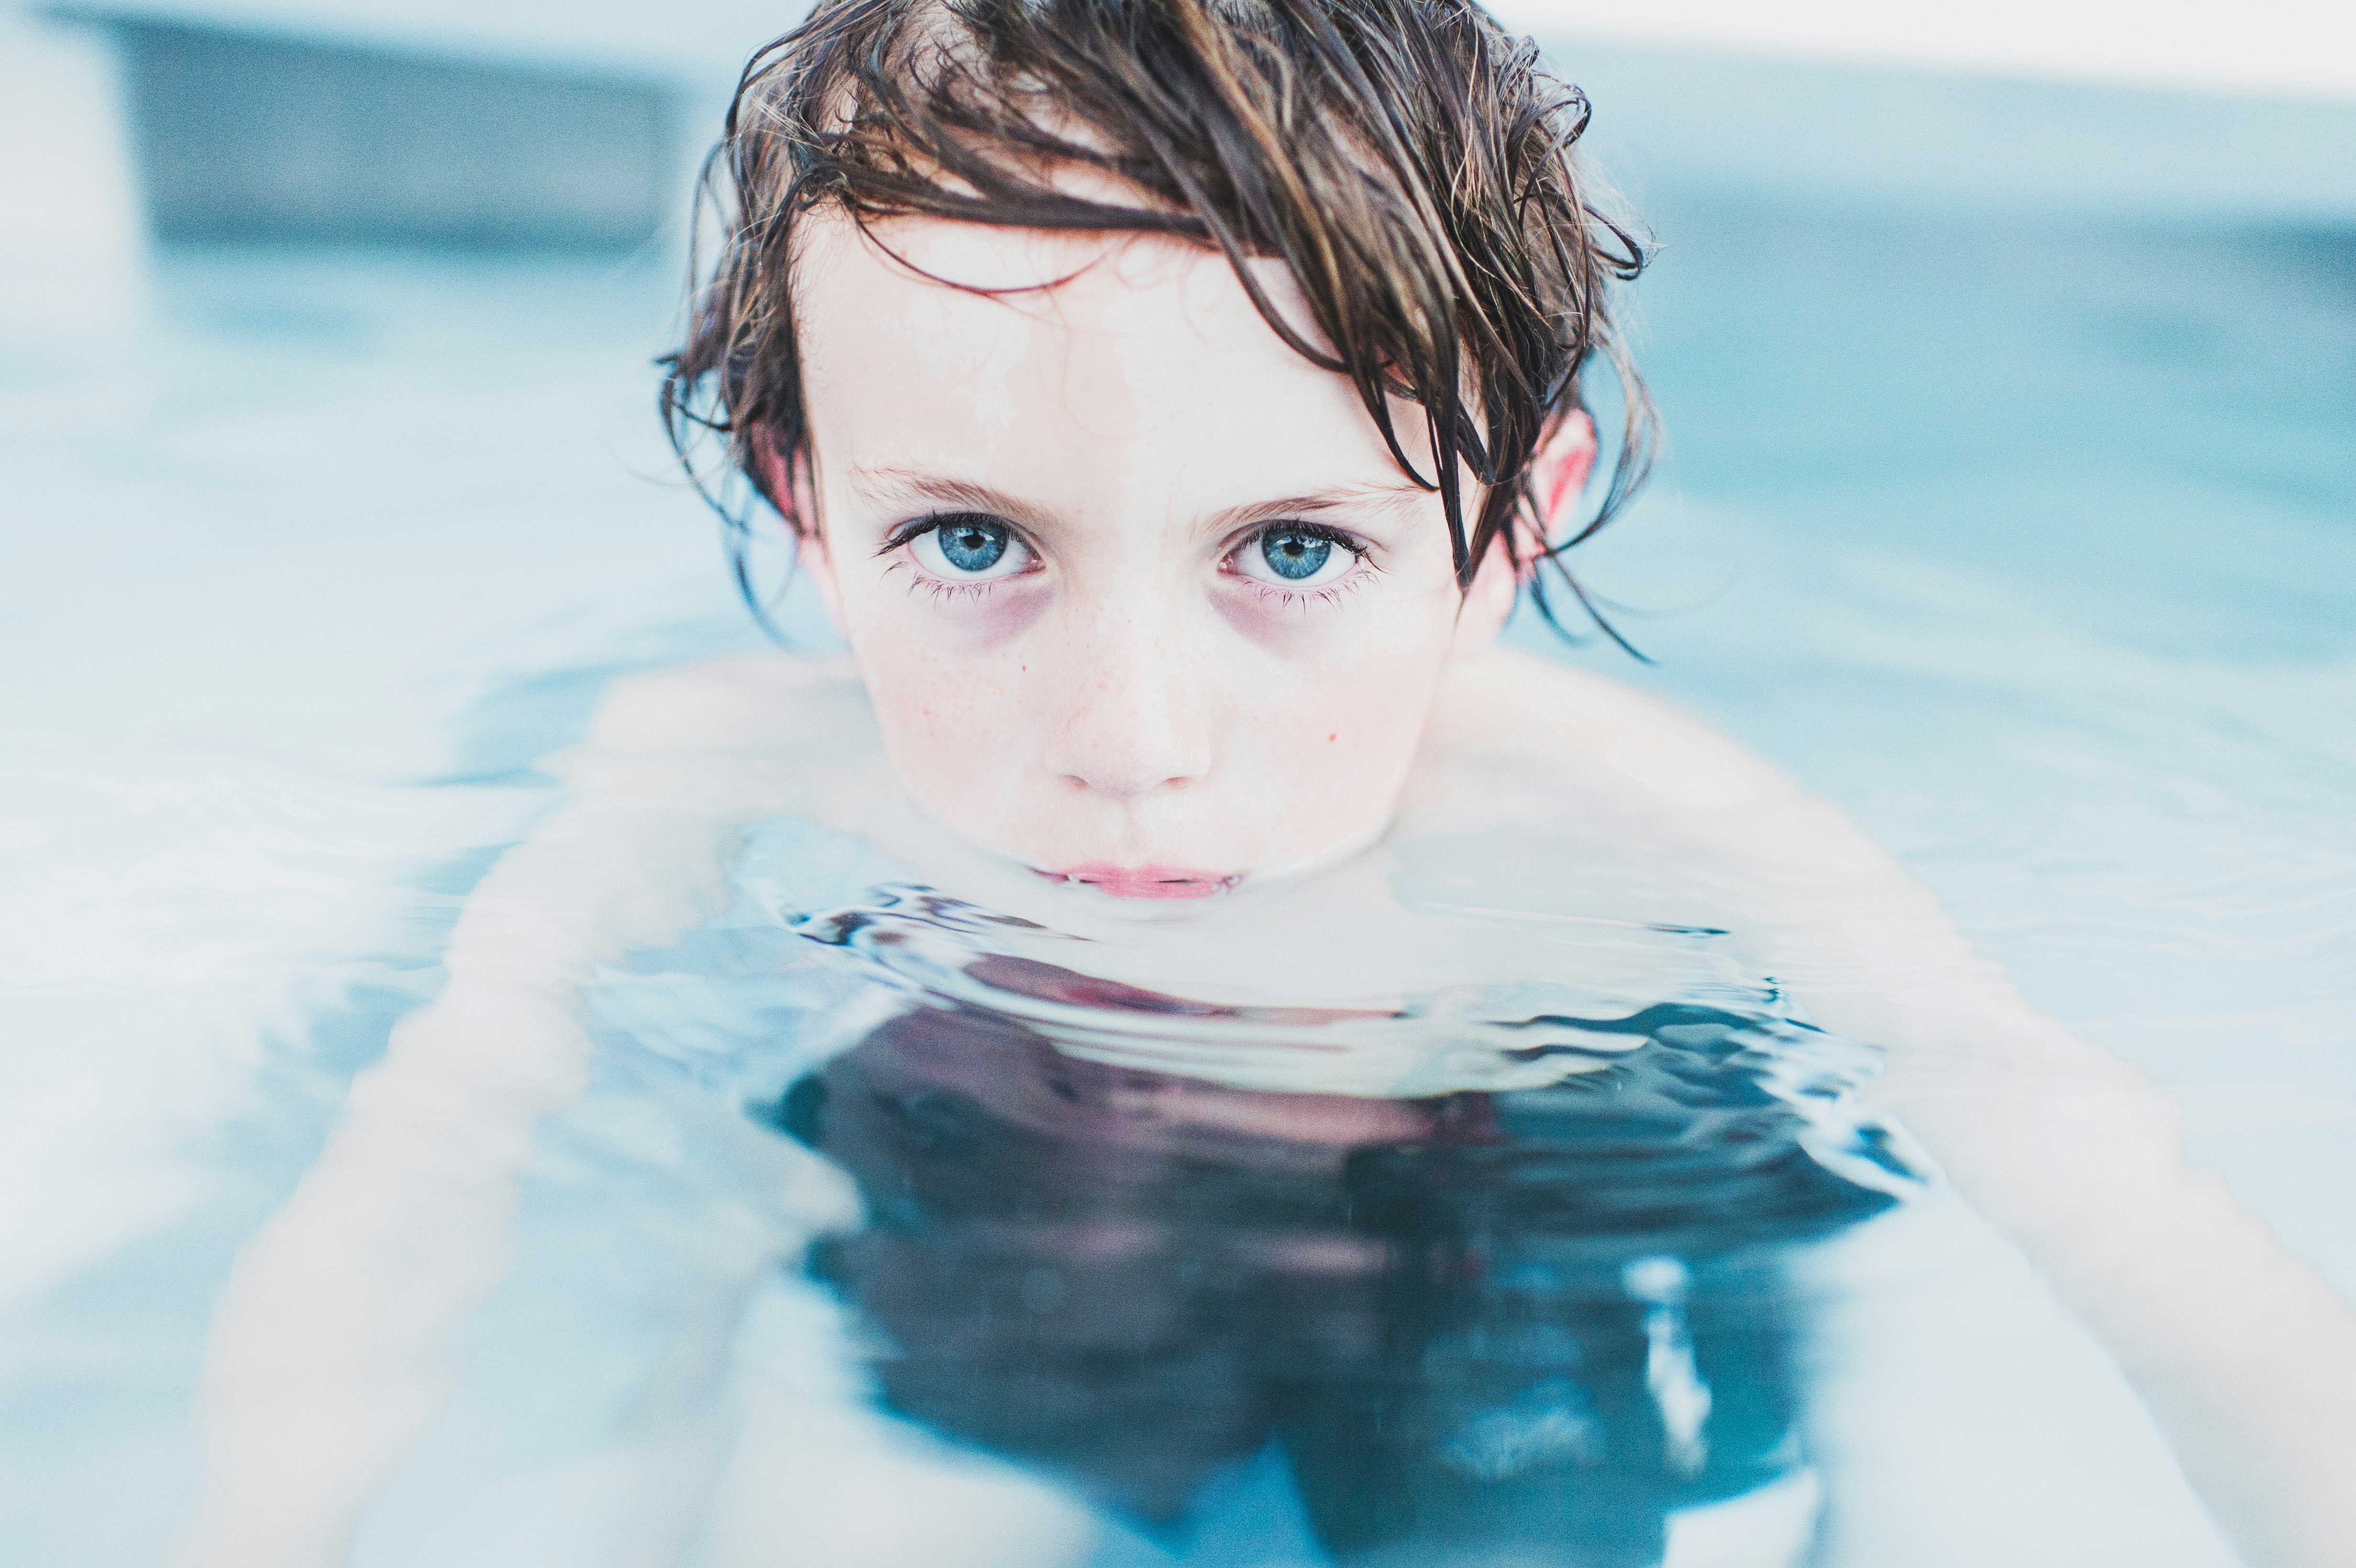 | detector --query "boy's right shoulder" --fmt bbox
[585,652,871,757]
